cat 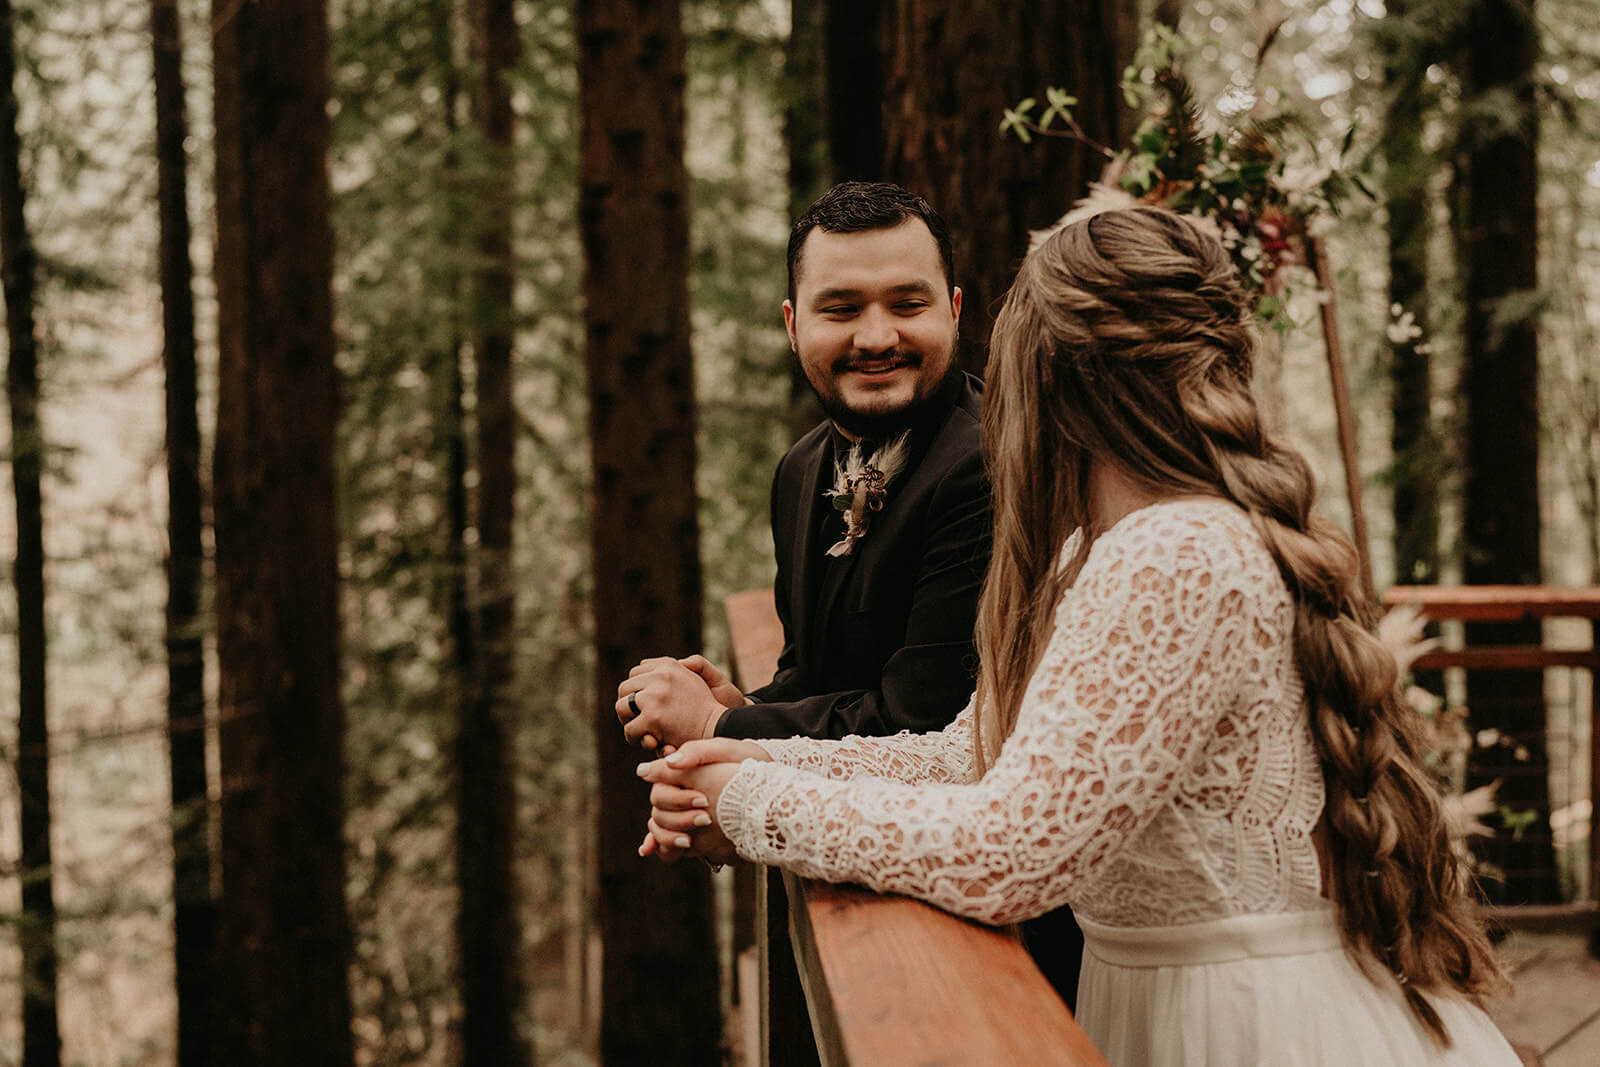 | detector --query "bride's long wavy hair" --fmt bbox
[973,206,1505,1042]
